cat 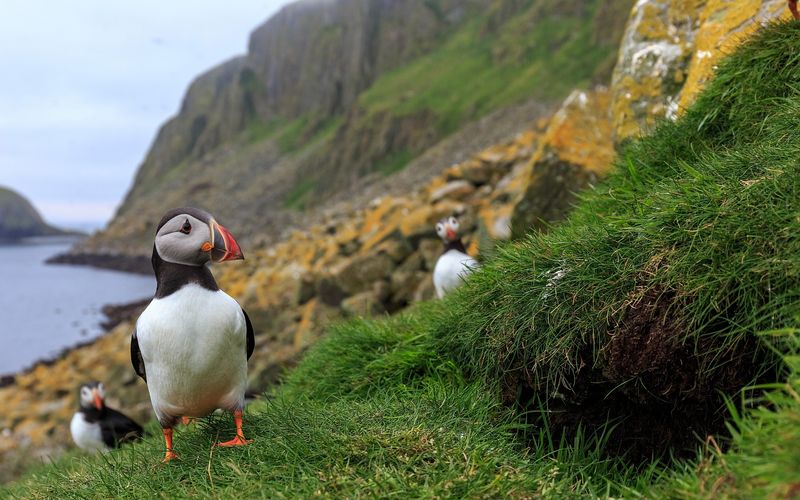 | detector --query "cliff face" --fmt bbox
[0,187,65,240]
[75,0,630,258]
